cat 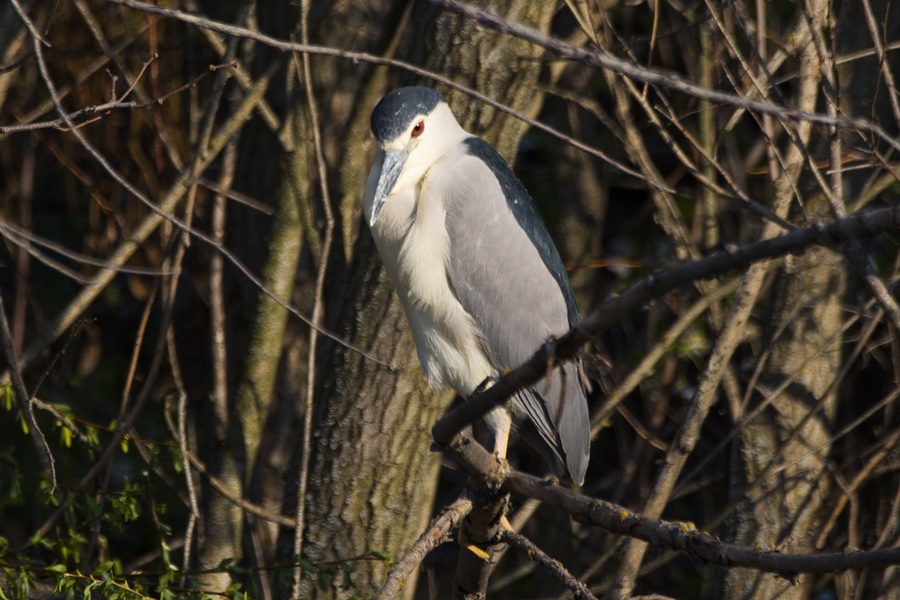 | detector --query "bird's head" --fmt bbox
[366,87,464,226]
